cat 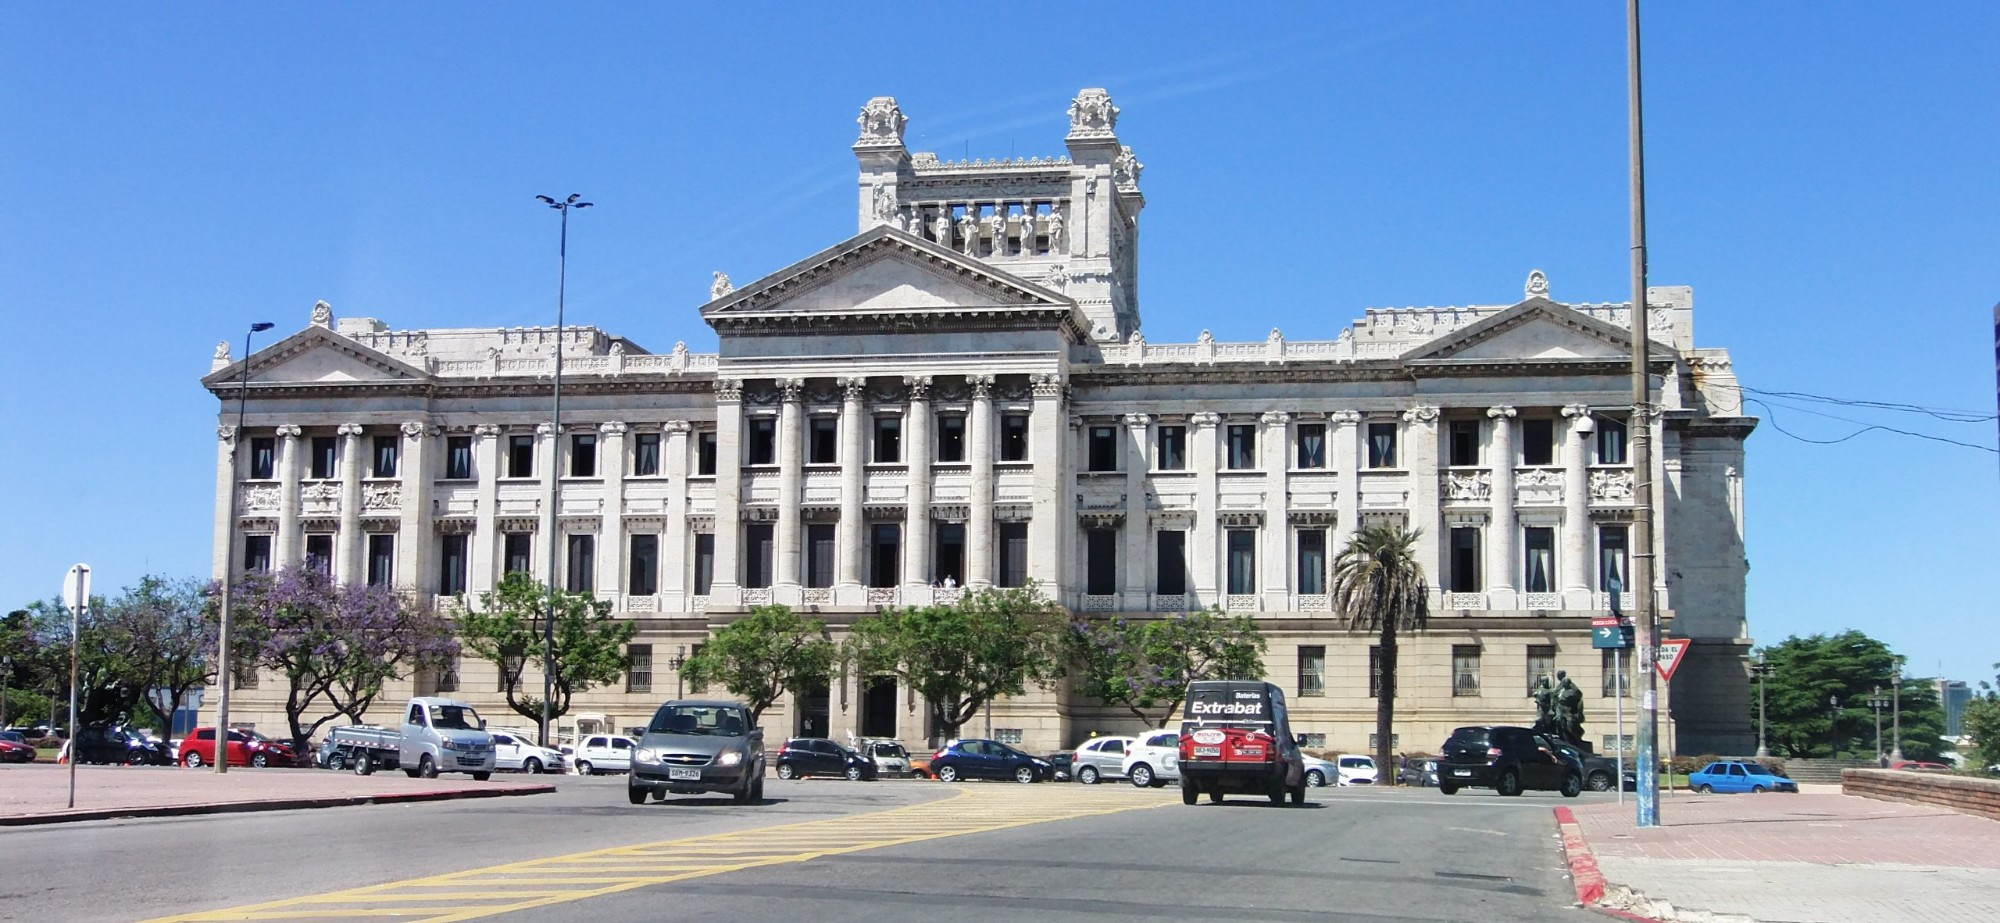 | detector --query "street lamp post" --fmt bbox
[671,645,688,699]
[1,656,11,728]
[213,321,275,775]
[1828,695,1840,759]
[1891,658,1905,763]
[533,193,590,749]
[1865,687,1890,766]
[1751,653,1773,758]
